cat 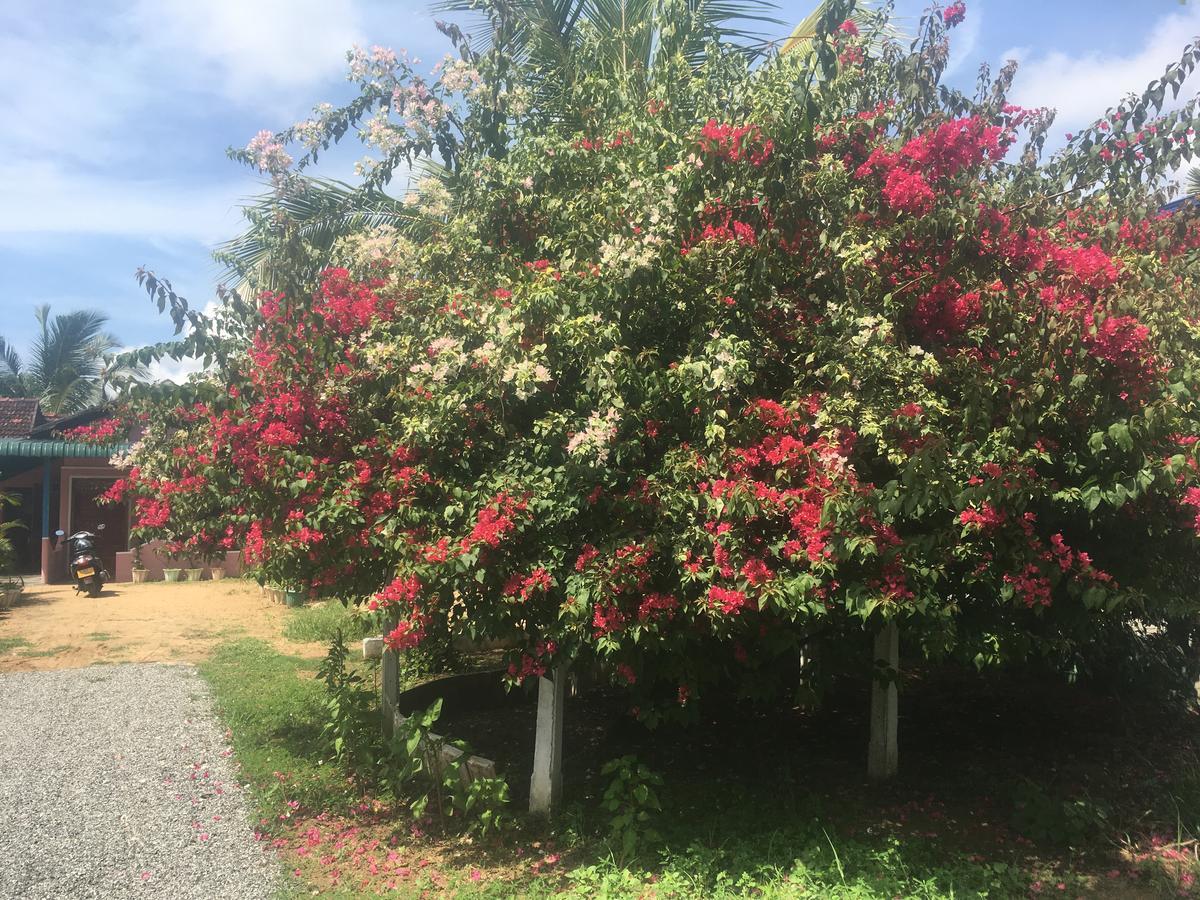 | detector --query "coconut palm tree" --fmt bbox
[215,175,443,293]
[0,305,143,415]
[218,0,787,292]
[434,0,784,124]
